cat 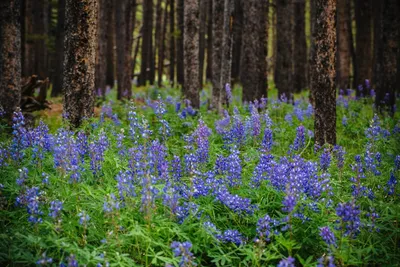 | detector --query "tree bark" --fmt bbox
[33,0,49,79]
[115,0,135,99]
[206,0,213,81]
[183,0,200,108]
[275,0,293,102]
[139,0,154,86]
[374,0,399,114]
[311,0,336,146]
[24,0,34,77]
[309,0,316,105]
[158,0,168,86]
[211,0,223,109]
[176,0,184,86]
[293,0,307,93]
[0,0,22,122]
[231,0,243,85]
[155,0,163,85]
[198,0,208,87]
[354,0,372,93]
[106,1,115,87]
[240,0,268,103]
[336,0,351,91]
[63,0,98,128]
[169,0,176,83]
[51,0,65,97]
